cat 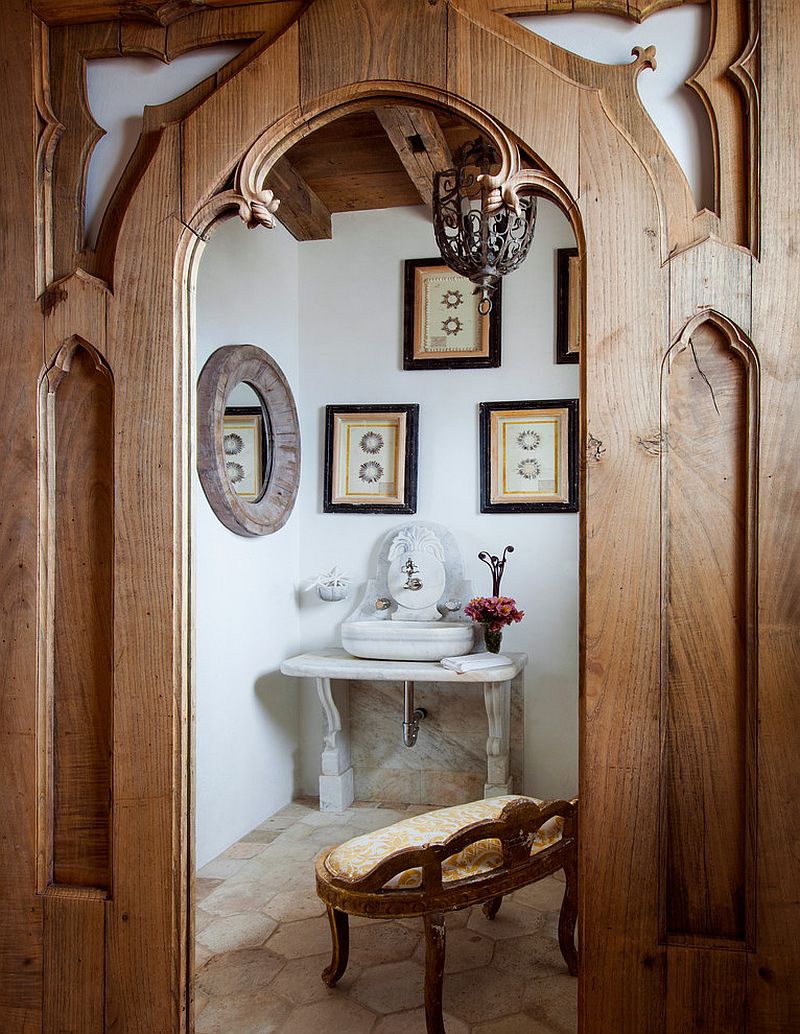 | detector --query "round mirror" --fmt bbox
[197,345,300,537]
